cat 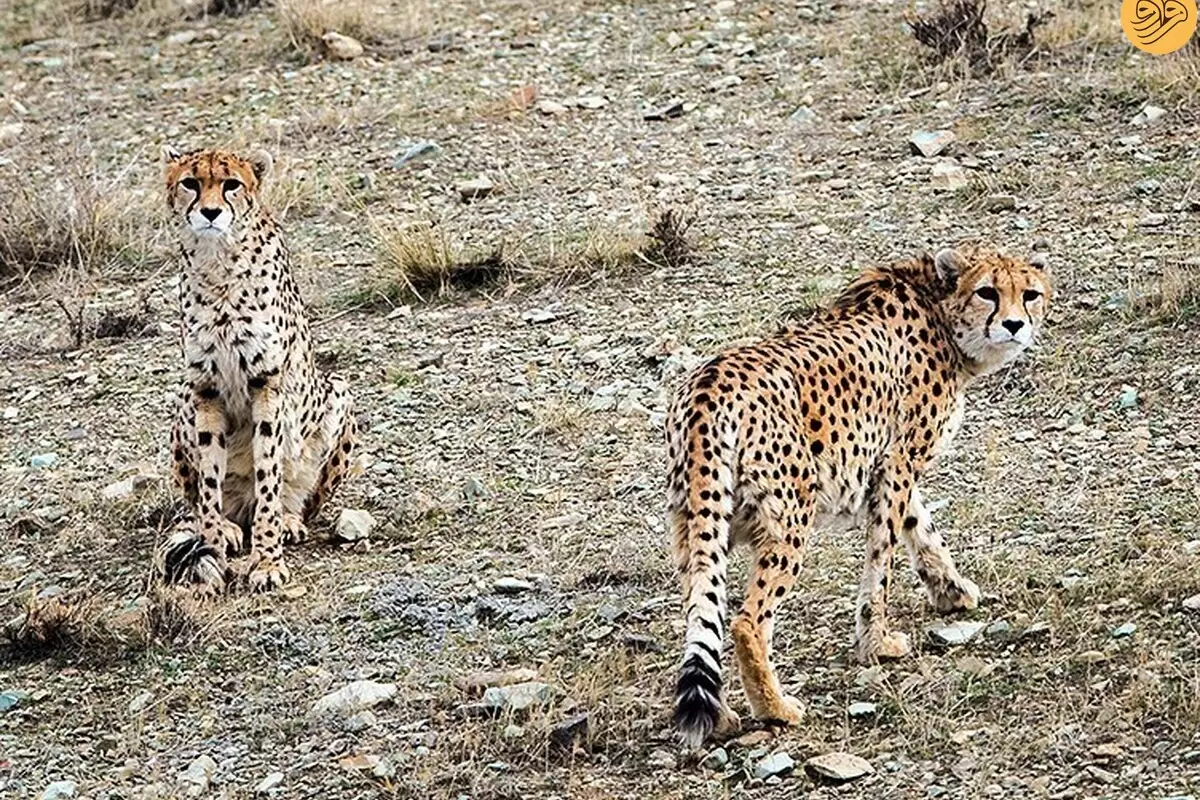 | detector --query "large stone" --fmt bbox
[481,681,553,713]
[178,755,217,796]
[335,509,375,542]
[930,162,968,191]
[458,176,495,202]
[312,680,398,715]
[322,31,364,60]
[910,129,955,157]
[753,751,796,779]
[804,752,874,783]
[928,620,986,646]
